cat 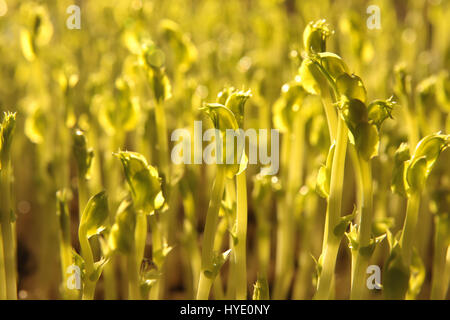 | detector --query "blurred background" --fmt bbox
[0,0,449,299]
